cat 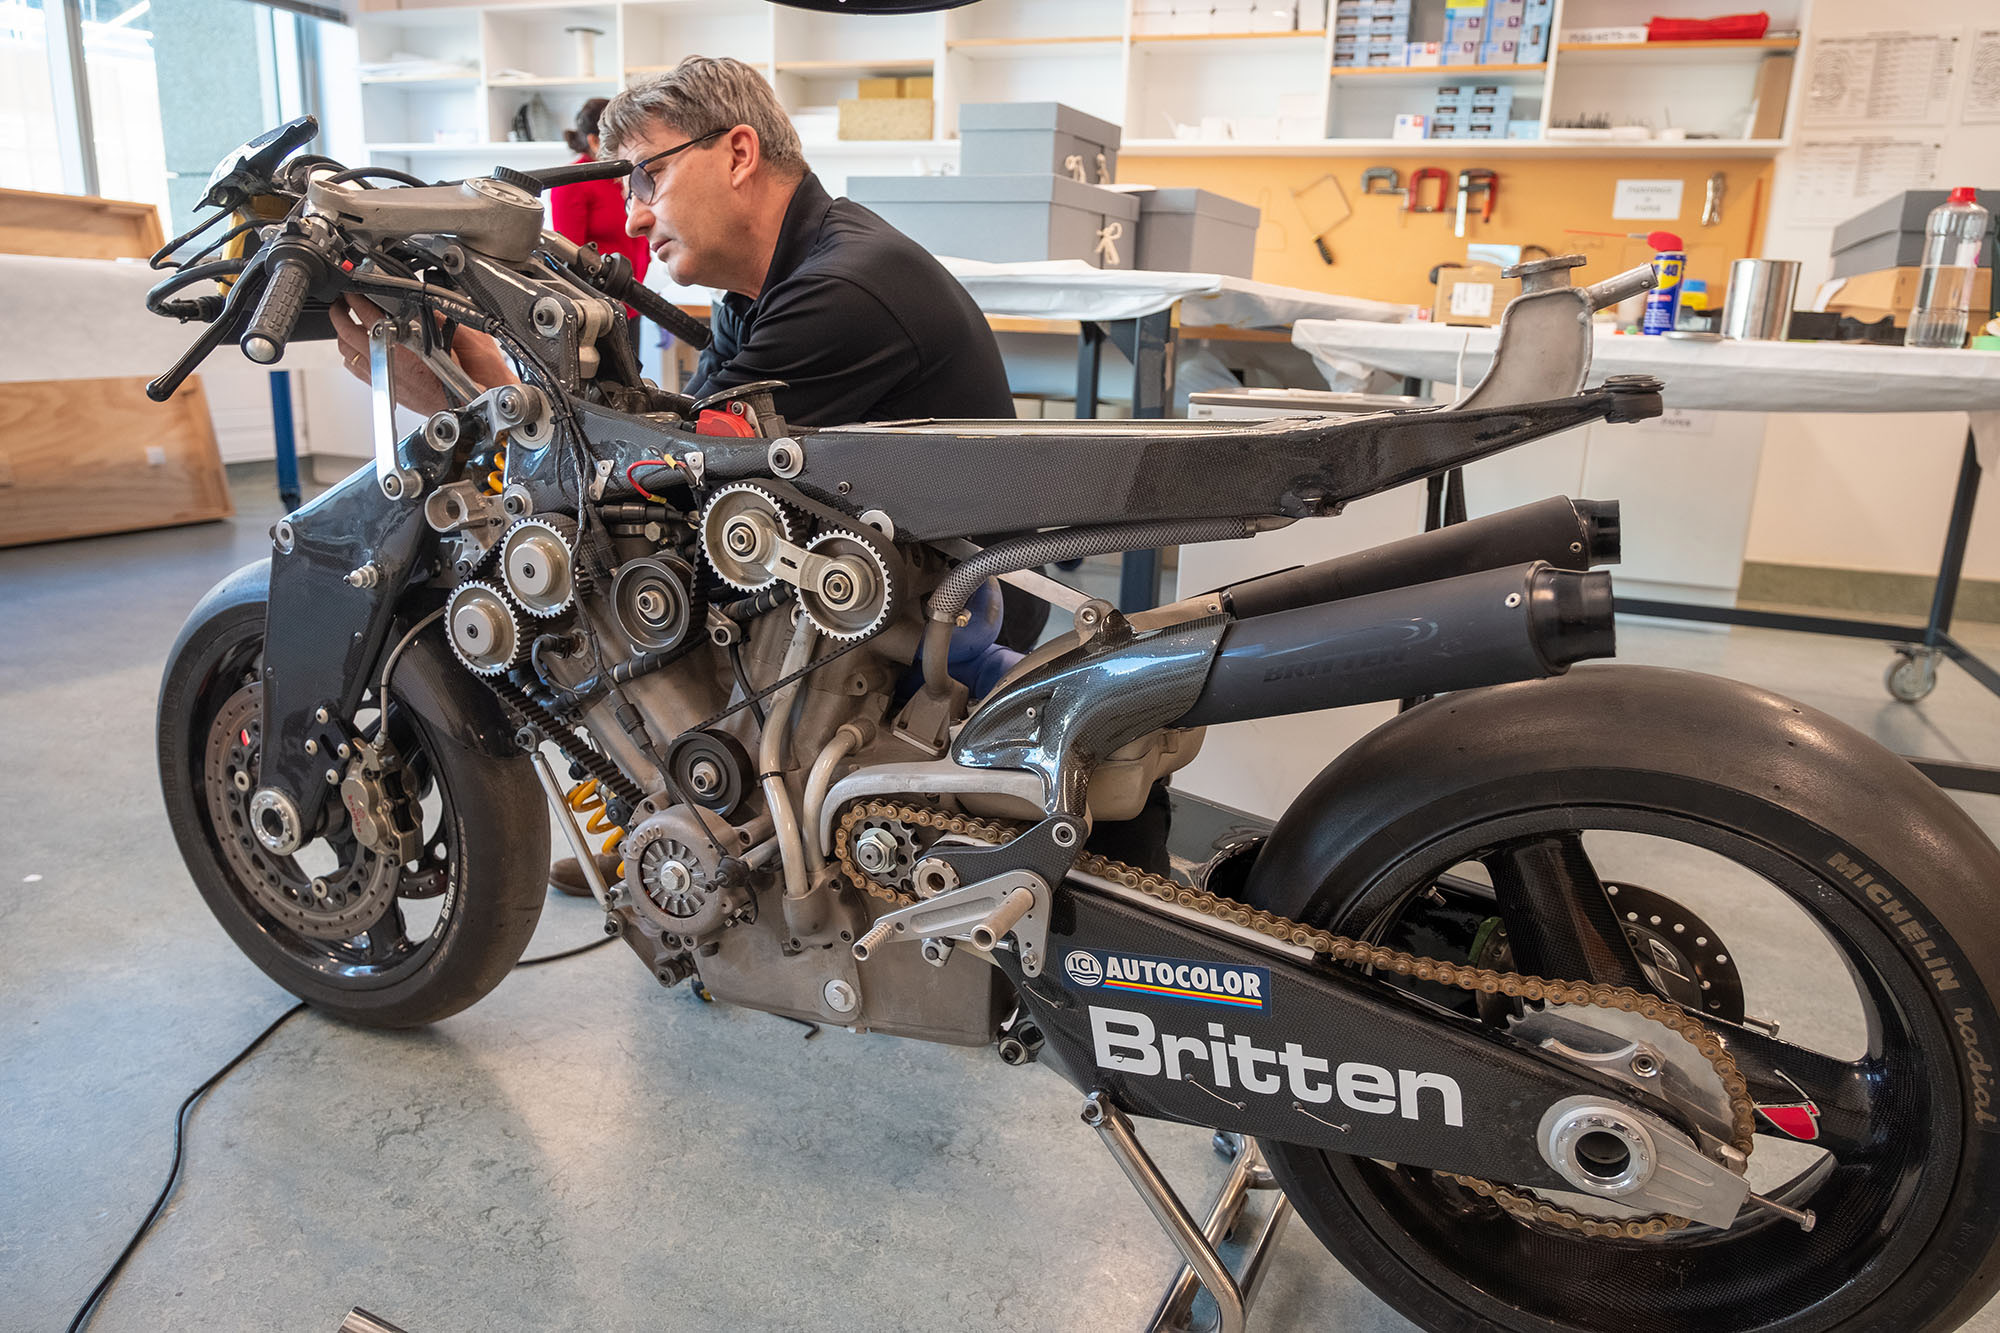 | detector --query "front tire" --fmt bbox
[158,574,549,1027]
[1245,666,2000,1333]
